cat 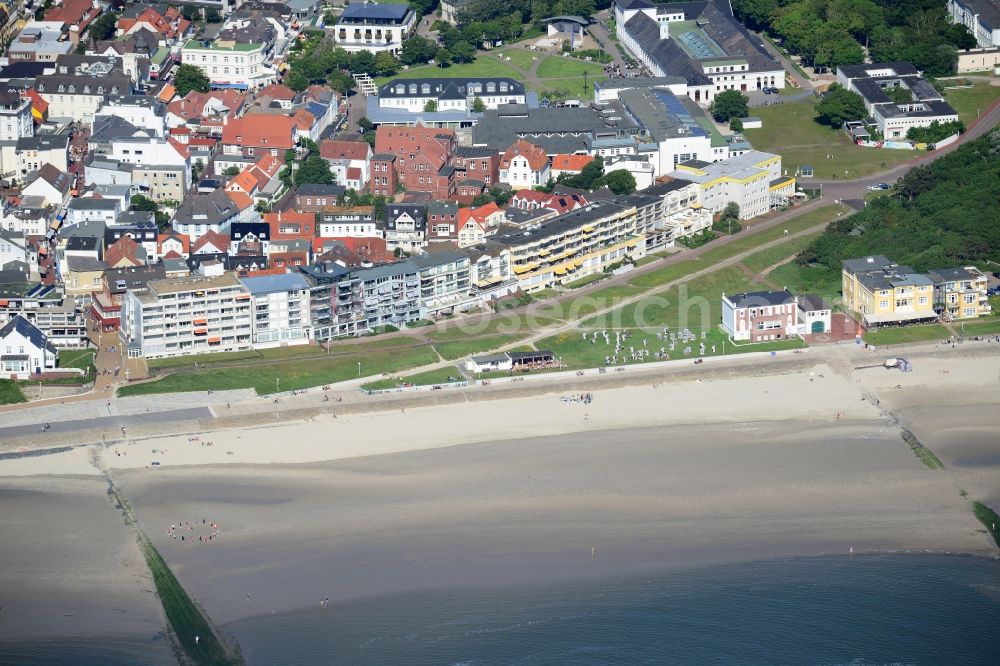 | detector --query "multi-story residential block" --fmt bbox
[171,188,246,241]
[334,2,416,53]
[7,22,73,62]
[66,197,121,227]
[836,63,960,140]
[300,260,423,340]
[370,152,398,196]
[238,272,313,348]
[499,139,551,189]
[0,197,53,237]
[373,124,456,197]
[317,206,378,238]
[265,210,316,241]
[615,87,720,174]
[668,150,794,220]
[409,250,473,314]
[615,0,785,104]
[377,77,527,112]
[626,178,710,249]
[13,135,70,181]
[452,146,499,188]
[721,290,798,342]
[166,89,246,132]
[947,0,1000,48]
[0,88,33,142]
[221,113,297,157]
[180,18,278,89]
[121,273,253,358]
[34,55,134,123]
[0,280,87,348]
[485,200,645,292]
[22,164,72,209]
[841,256,938,327]
[383,203,427,252]
[91,264,166,331]
[291,183,348,212]
[926,266,992,320]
